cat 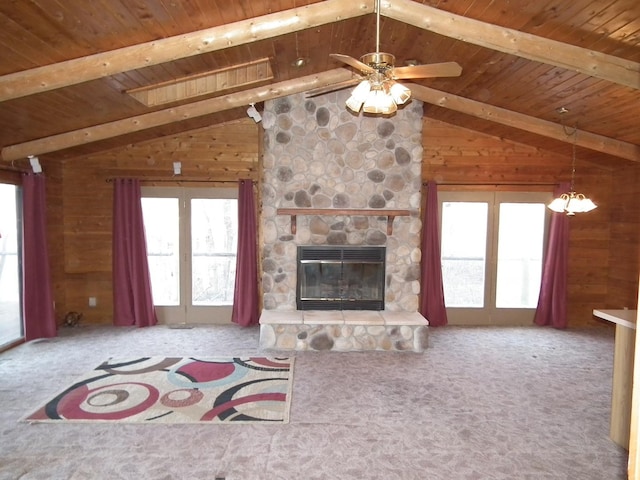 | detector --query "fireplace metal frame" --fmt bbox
[296,245,386,311]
